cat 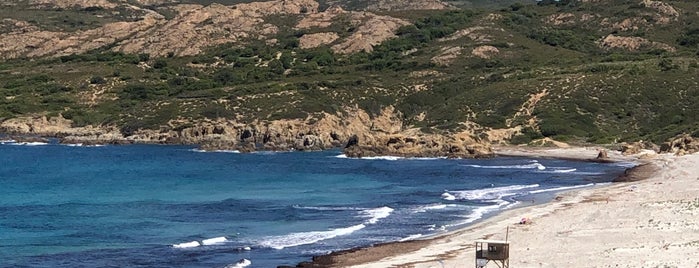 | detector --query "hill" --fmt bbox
[0,0,697,156]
